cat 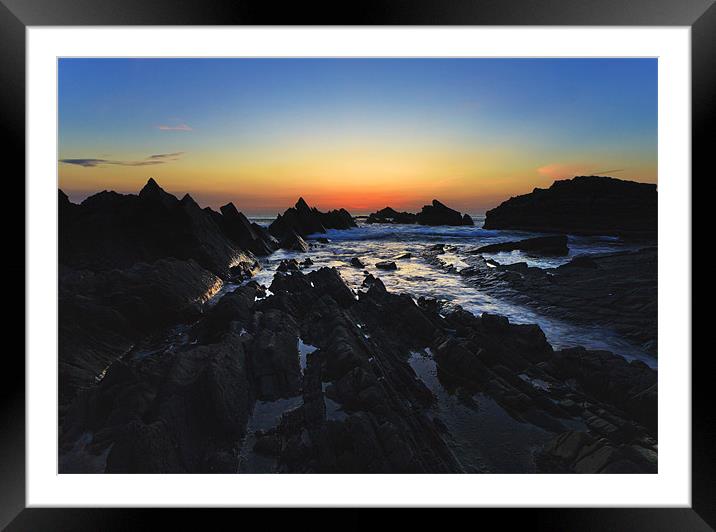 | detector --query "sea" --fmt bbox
[229,215,656,473]
[243,214,655,368]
